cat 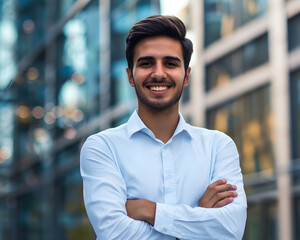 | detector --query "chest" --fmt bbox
[114,138,212,206]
